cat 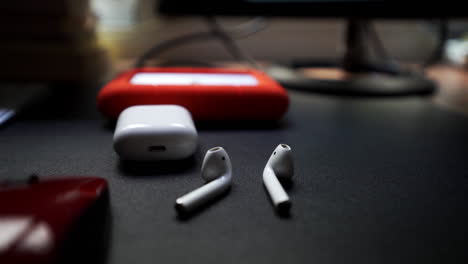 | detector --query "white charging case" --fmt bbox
[113,105,198,161]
